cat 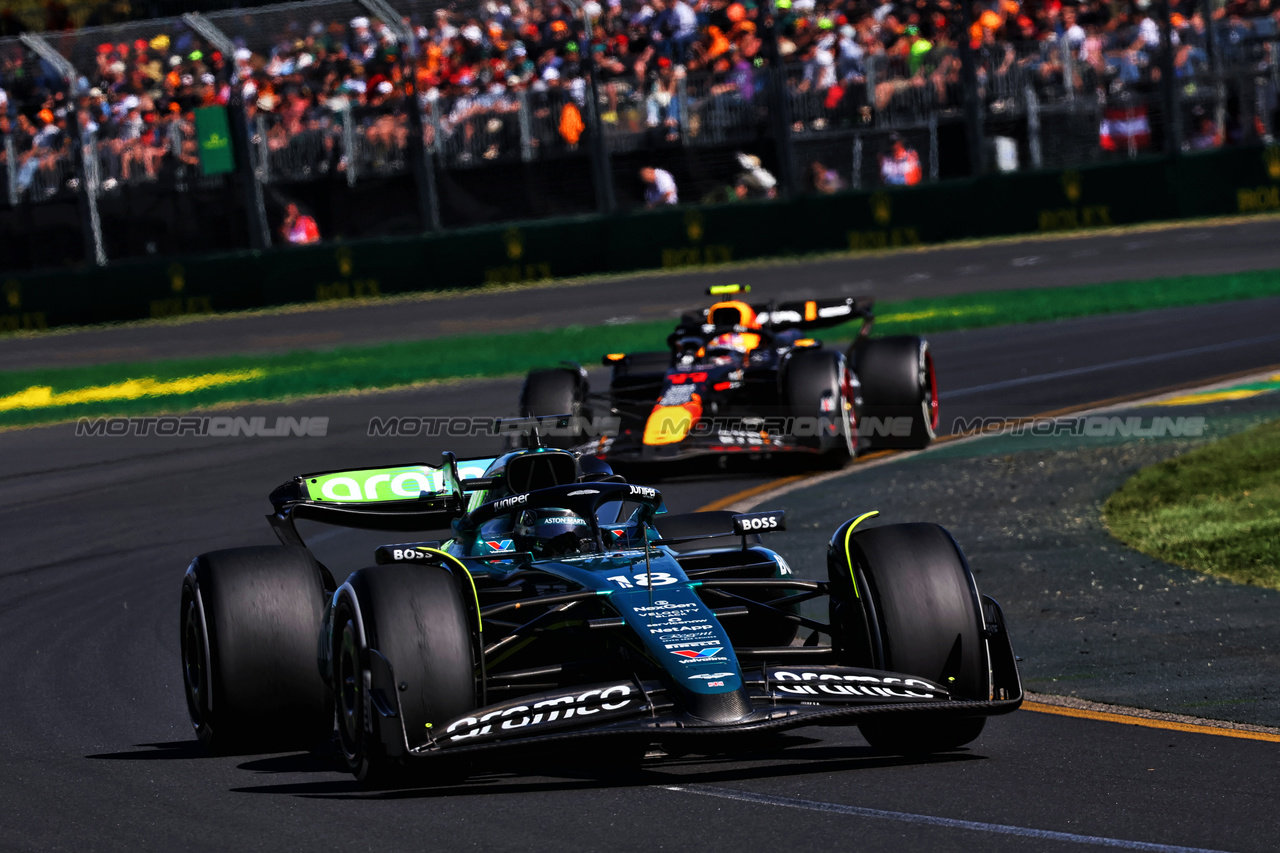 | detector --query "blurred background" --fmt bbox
[0,0,1272,269]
